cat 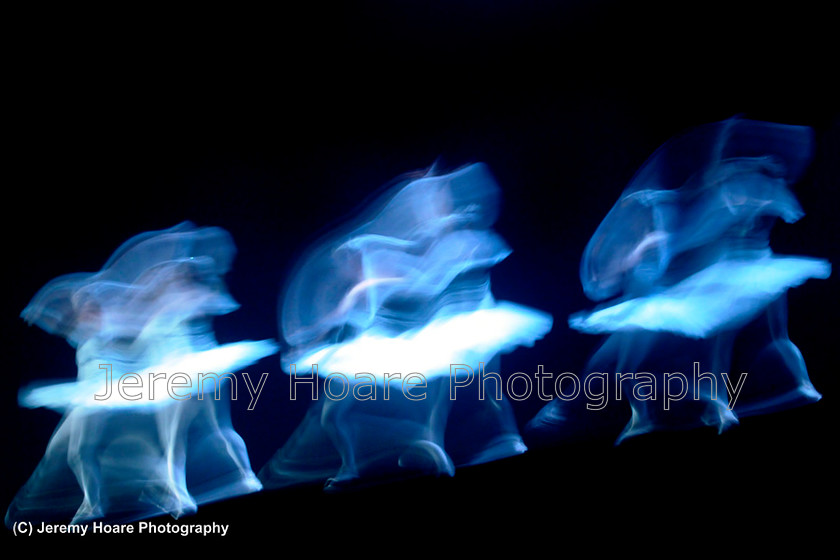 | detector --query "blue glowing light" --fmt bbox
[7,118,830,525]
[527,118,831,444]
[260,163,553,490]
[6,222,277,525]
